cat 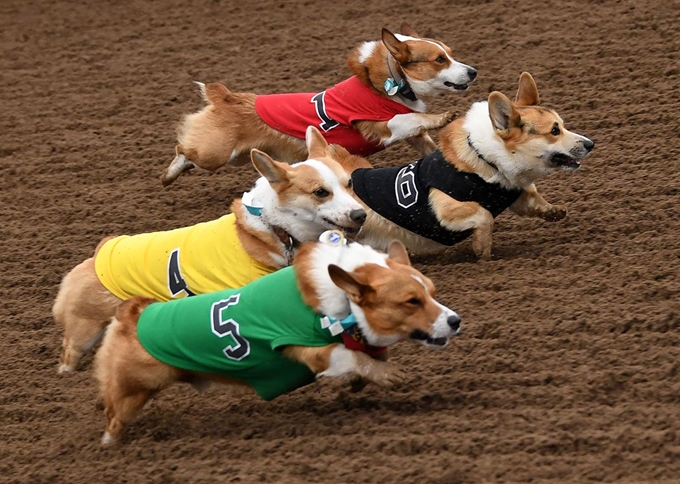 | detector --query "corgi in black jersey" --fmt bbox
[335,72,594,259]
